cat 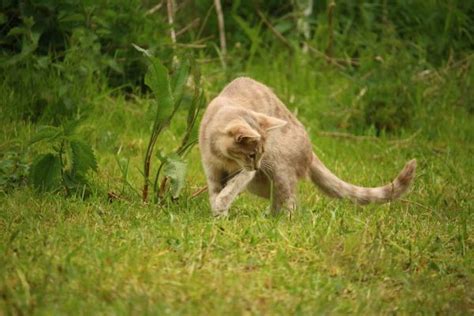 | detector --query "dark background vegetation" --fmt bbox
[1,0,473,127]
